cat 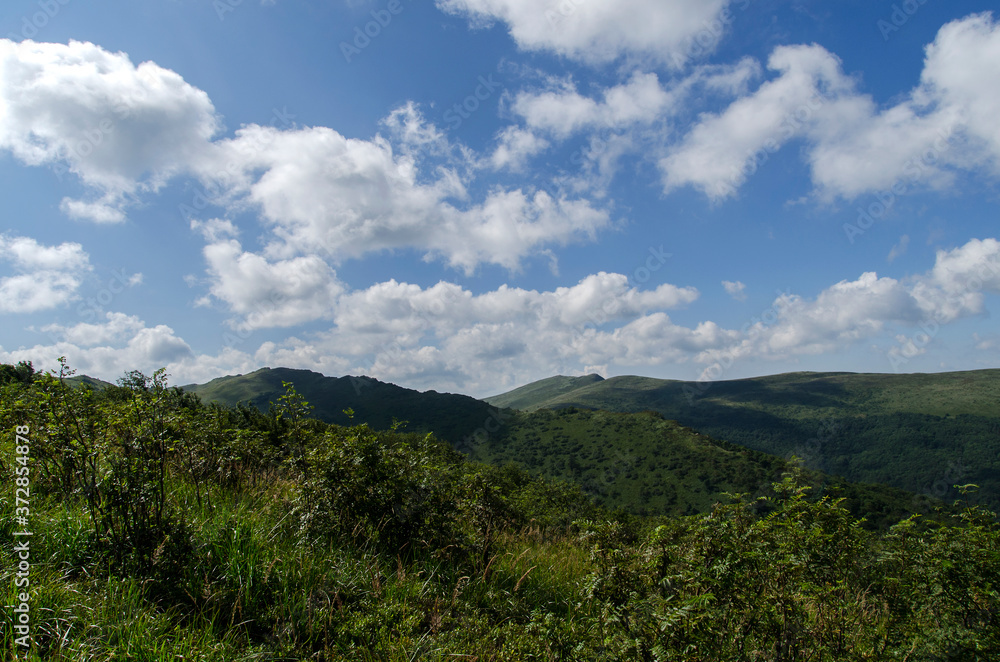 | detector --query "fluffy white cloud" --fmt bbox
[910,238,1000,323]
[723,280,747,301]
[571,315,739,369]
[212,120,609,271]
[662,13,1000,201]
[334,271,698,336]
[197,235,345,330]
[0,41,608,271]
[206,112,610,273]
[41,312,145,347]
[490,126,550,171]
[811,12,1000,198]
[510,62,759,141]
[246,271,701,392]
[0,234,92,313]
[498,60,759,186]
[0,39,221,222]
[380,101,452,156]
[436,0,732,66]
[2,313,197,380]
[0,273,83,314]
[697,238,1000,369]
[0,234,89,271]
[660,44,851,199]
[511,72,676,139]
[187,238,1000,391]
[6,239,998,395]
